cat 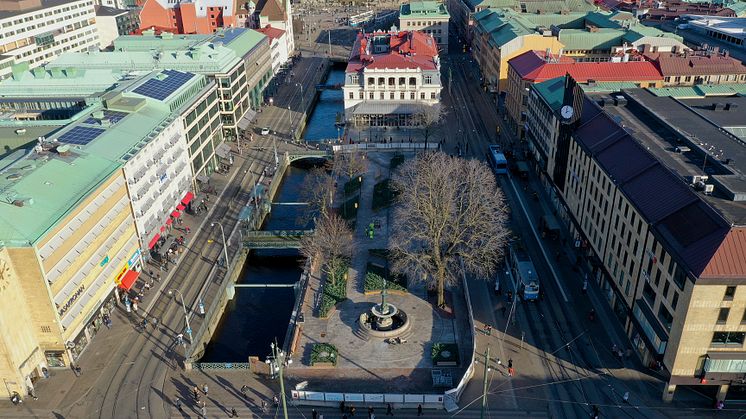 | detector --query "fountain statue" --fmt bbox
[358,278,411,339]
